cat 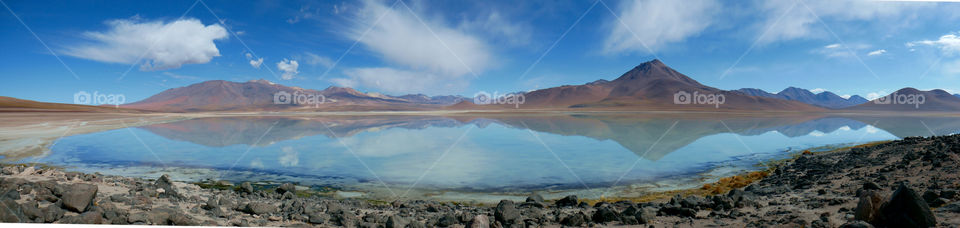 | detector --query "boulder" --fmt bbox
[468,214,489,228]
[276,183,296,194]
[153,174,180,198]
[494,200,520,226]
[243,202,278,215]
[60,183,98,213]
[592,206,621,223]
[840,220,875,228]
[555,195,578,207]
[879,184,936,227]
[854,190,885,223]
[239,182,254,194]
[386,215,409,228]
[560,212,586,227]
